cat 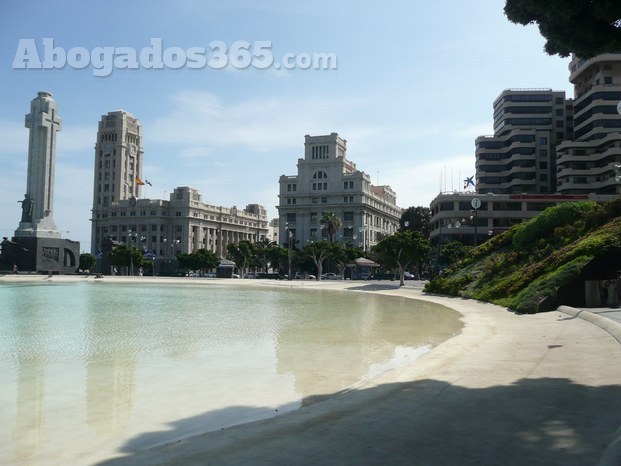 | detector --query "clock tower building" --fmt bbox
[91,110,143,252]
